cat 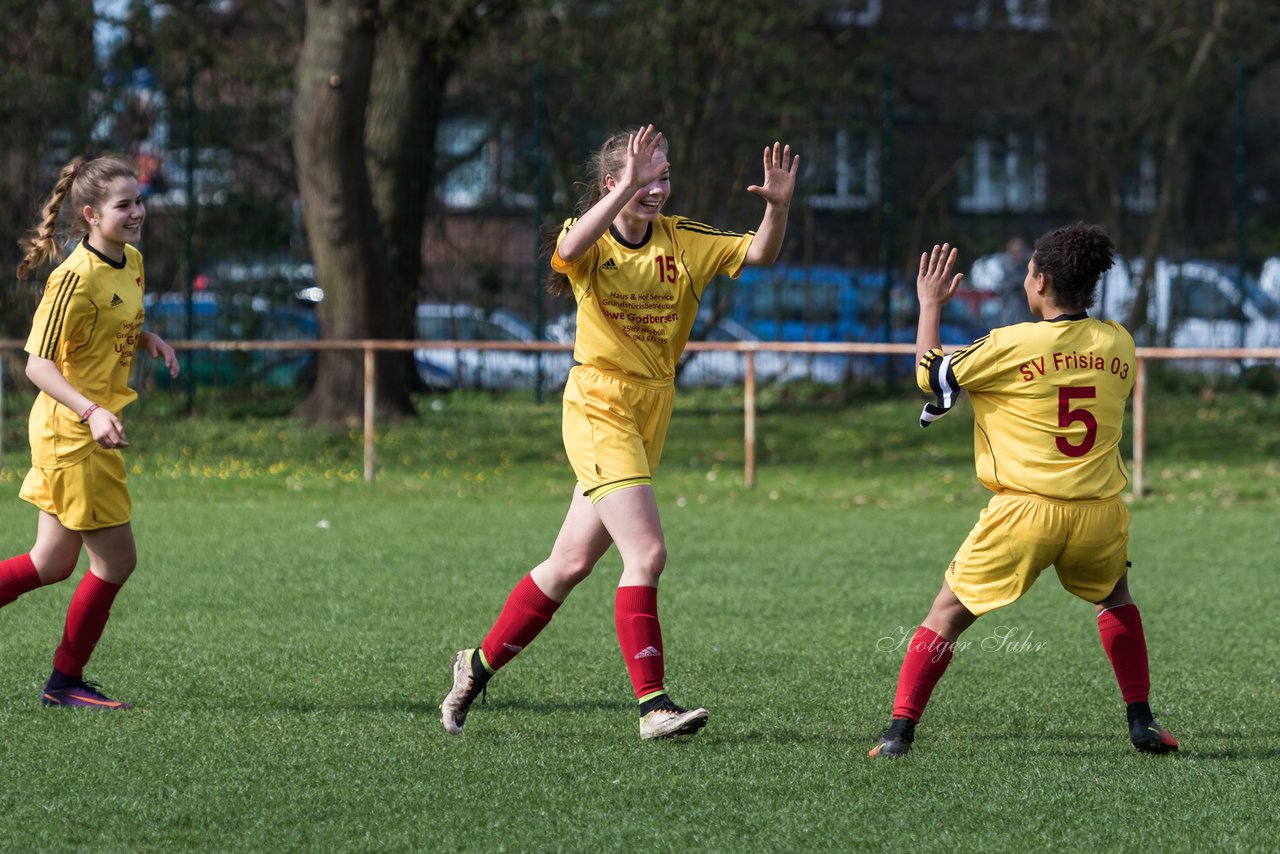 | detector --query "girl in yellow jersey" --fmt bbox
[869,225,1178,758]
[443,125,798,739]
[0,155,178,709]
